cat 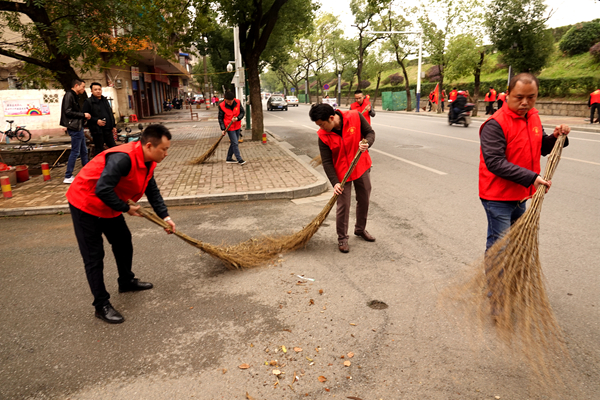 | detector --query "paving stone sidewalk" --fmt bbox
[0,124,327,216]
